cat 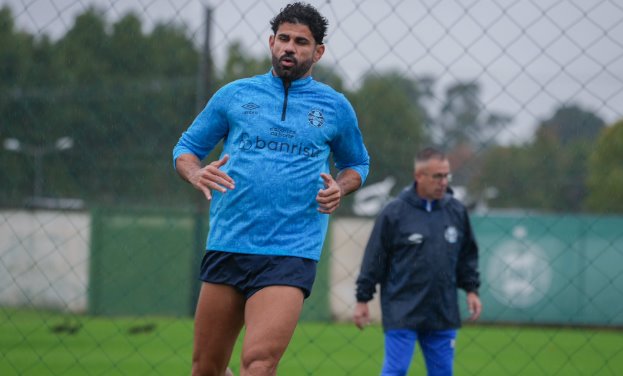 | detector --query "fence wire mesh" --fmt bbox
[1,0,623,375]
